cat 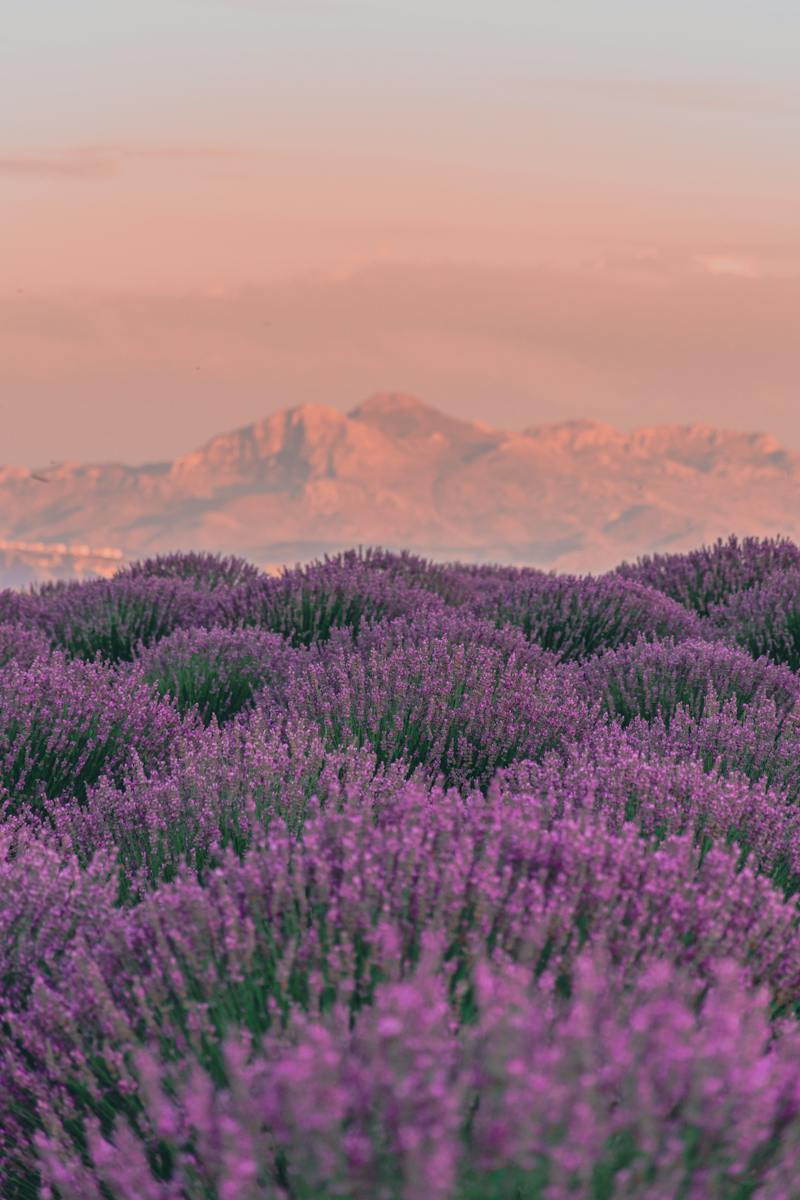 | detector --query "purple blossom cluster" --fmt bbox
[265,626,594,789]
[31,955,800,1200]
[309,547,477,606]
[3,538,800,1197]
